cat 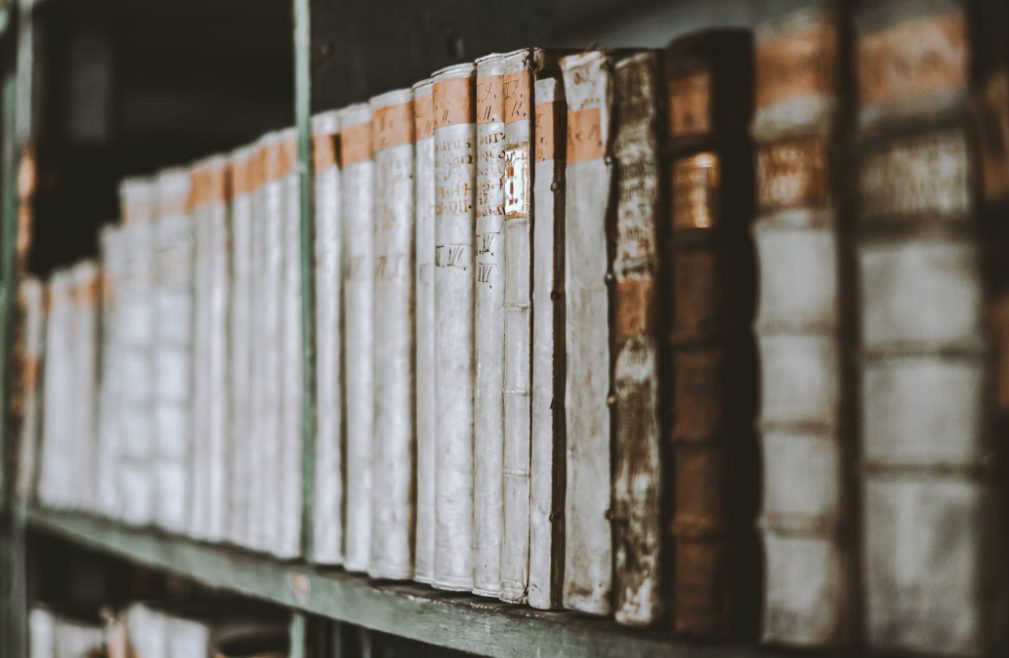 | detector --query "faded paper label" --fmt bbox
[504,147,529,217]
[435,76,473,128]
[757,136,828,210]
[341,121,372,167]
[567,107,604,163]
[535,101,556,161]
[756,23,837,111]
[373,102,414,151]
[414,92,434,140]
[504,70,533,122]
[858,11,967,107]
